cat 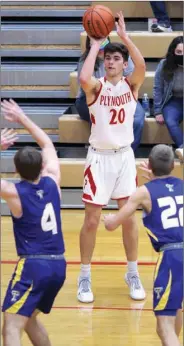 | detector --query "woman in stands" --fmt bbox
[153,35,183,161]
[75,35,145,153]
